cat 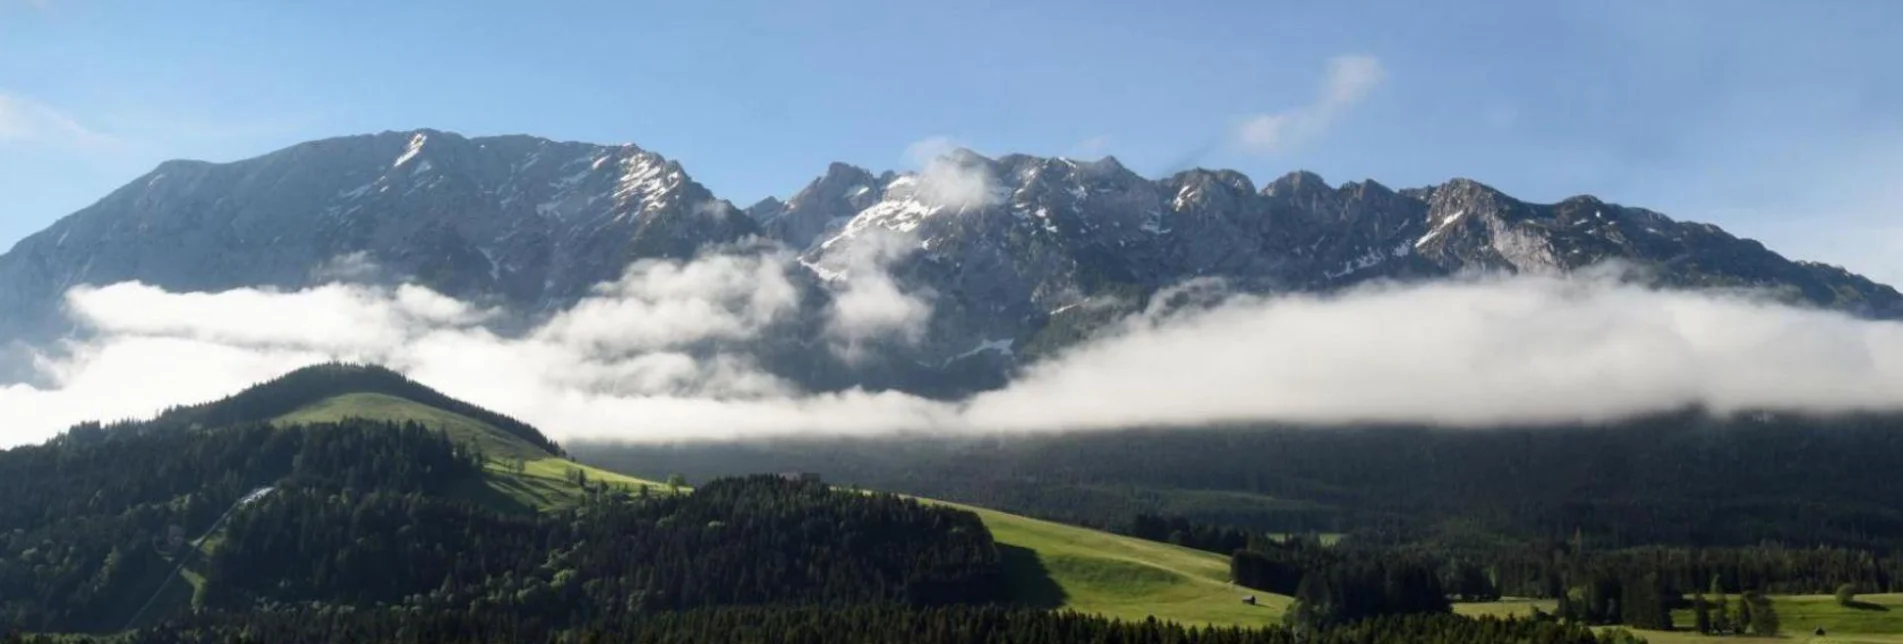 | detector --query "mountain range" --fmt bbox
[3,128,1897,394]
